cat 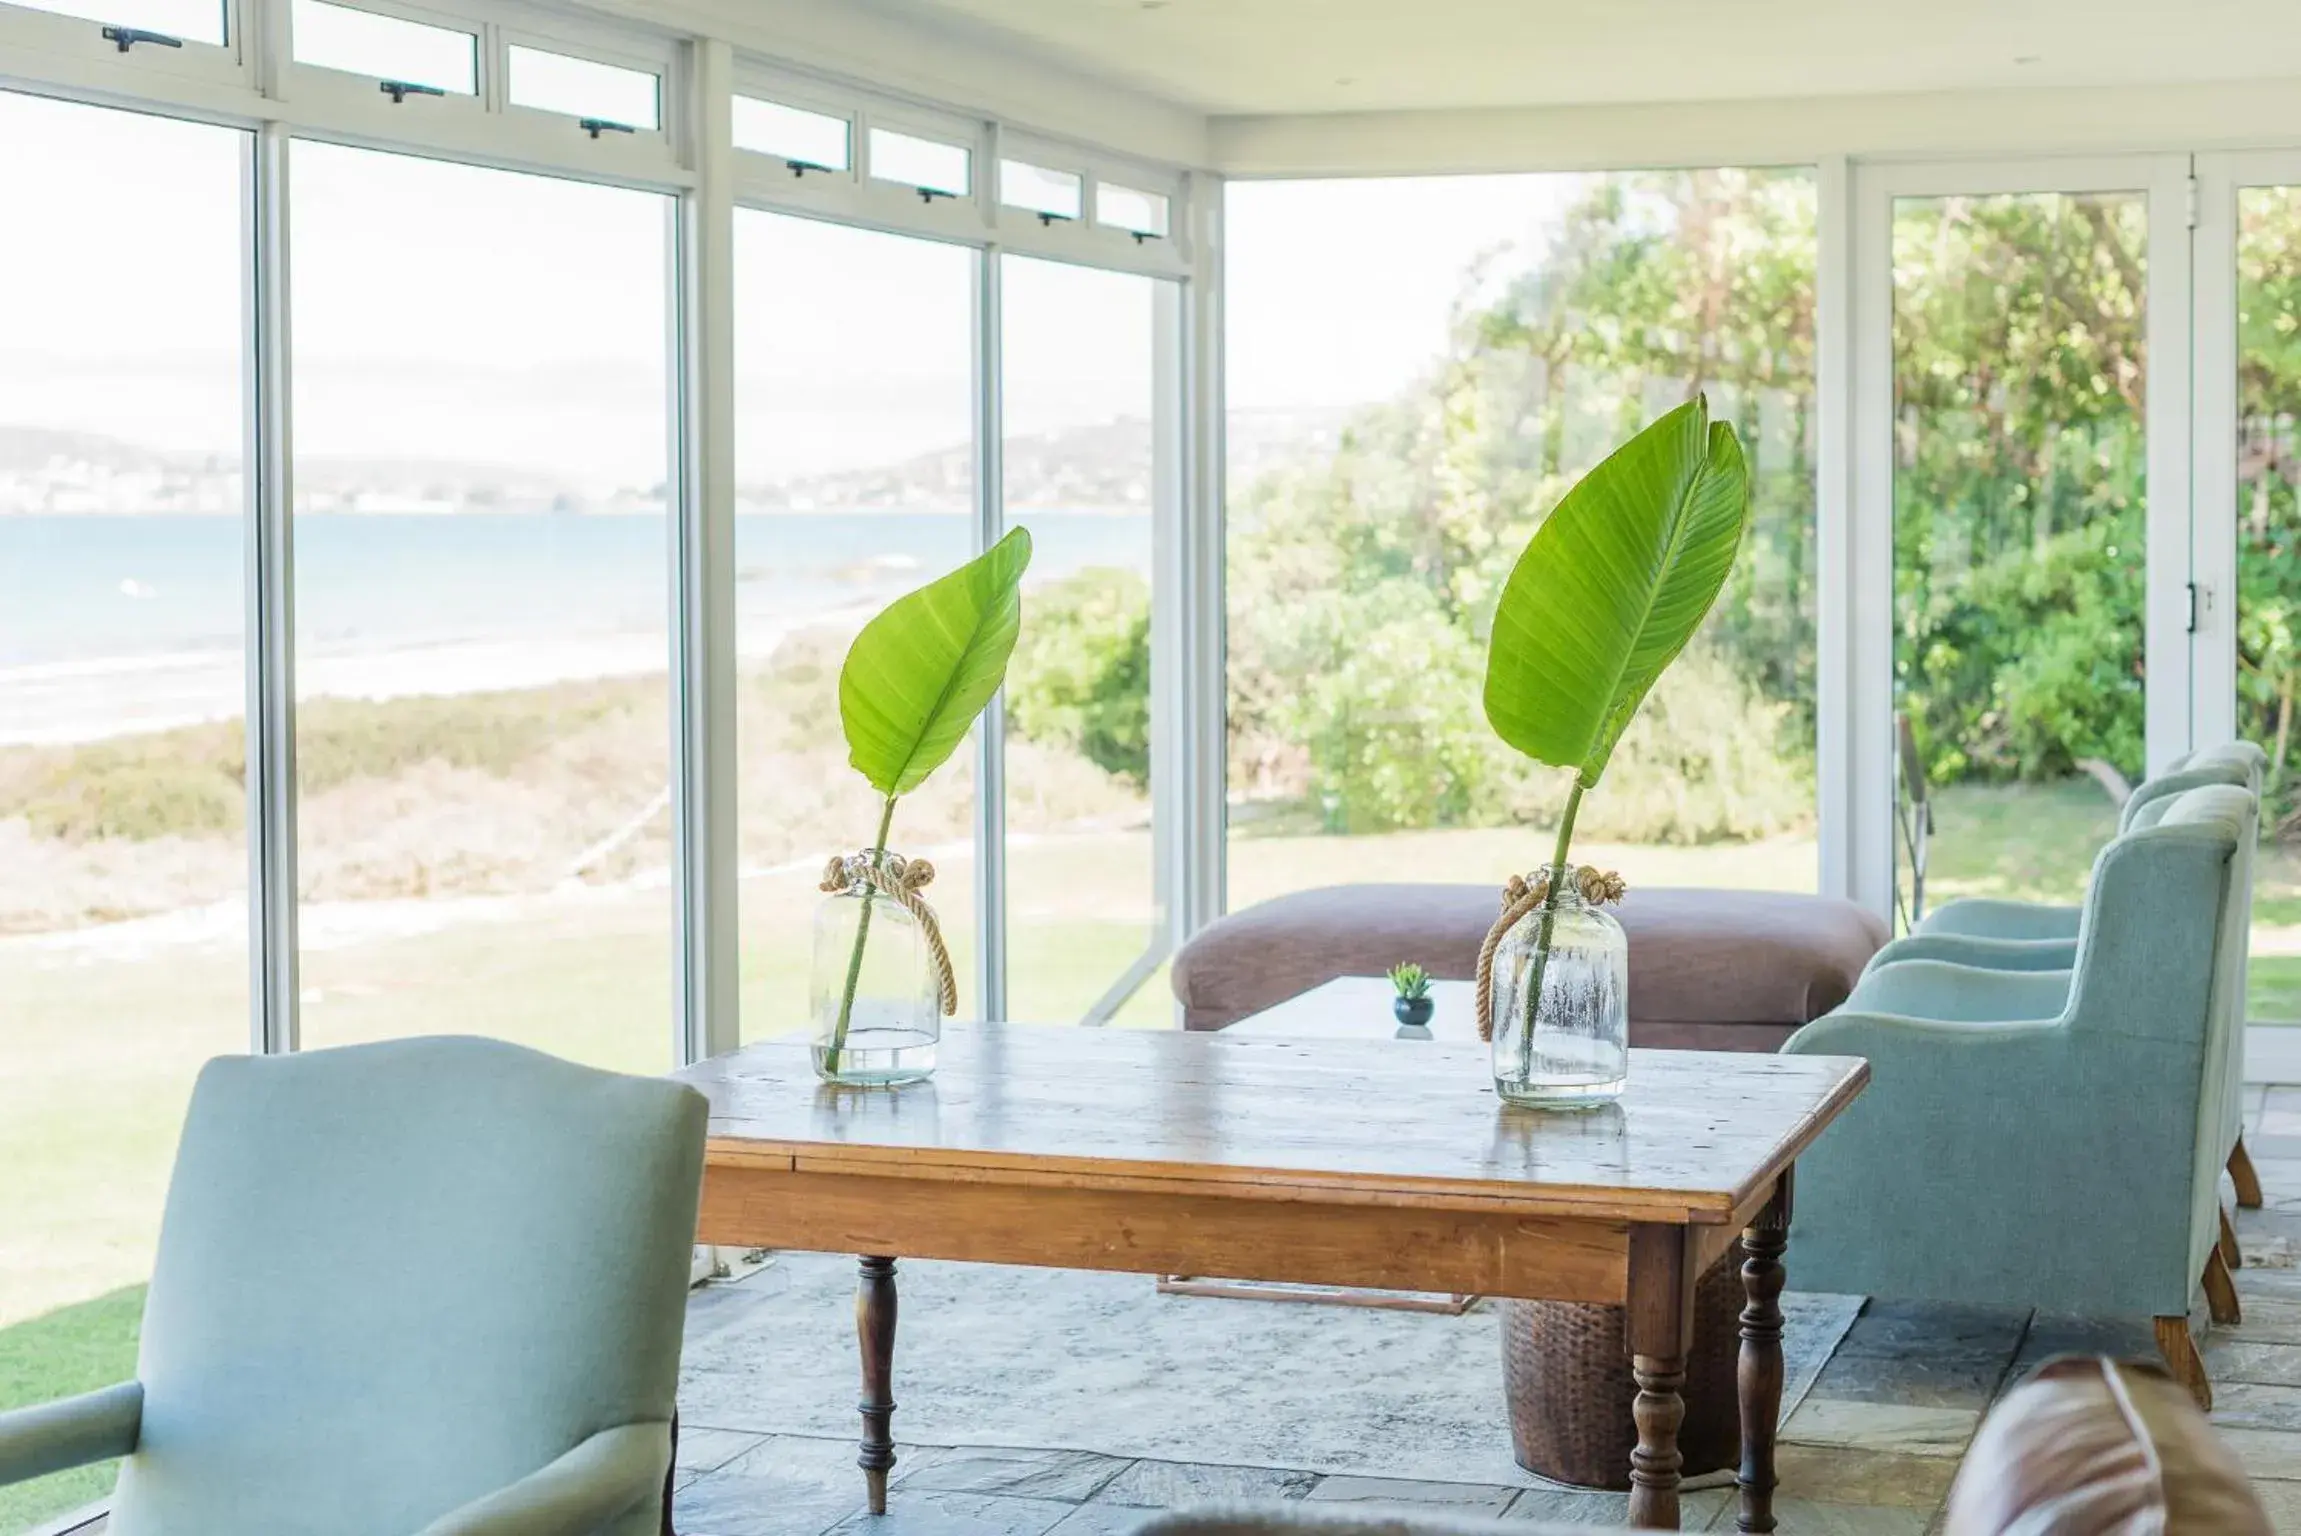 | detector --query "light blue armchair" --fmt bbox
[0,1036,708,1535]
[1782,785,2252,1409]
[1905,742,2264,953]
